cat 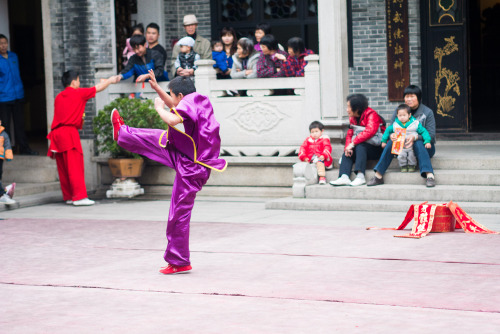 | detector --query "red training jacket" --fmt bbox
[345,107,386,149]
